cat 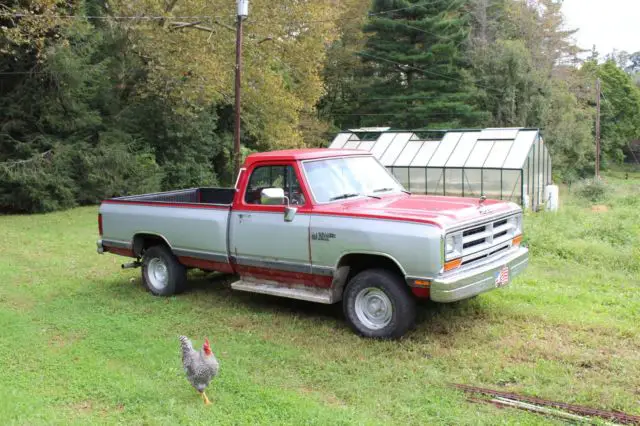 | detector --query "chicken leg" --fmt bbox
[201,391,211,405]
